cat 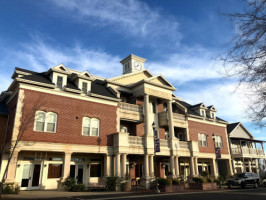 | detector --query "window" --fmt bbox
[215,136,223,148]
[34,111,57,133]
[201,110,205,117]
[57,76,63,89]
[82,117,100,136]
[82,82,88,94]
[198,133,207,147]
[48,164,62,178]
[152,102,156,113]
[90,164,101,177]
